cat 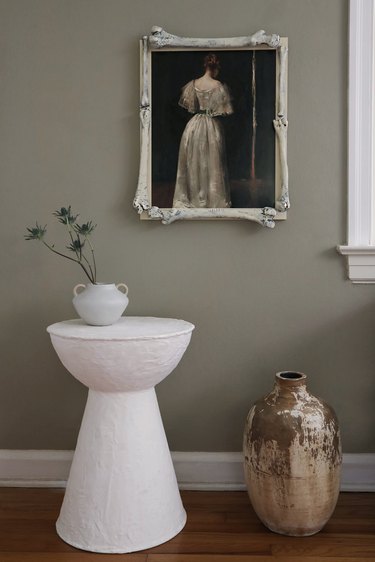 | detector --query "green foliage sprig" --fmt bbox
[25,206,97,284]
